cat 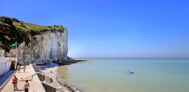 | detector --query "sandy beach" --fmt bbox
[38,63,80,92]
